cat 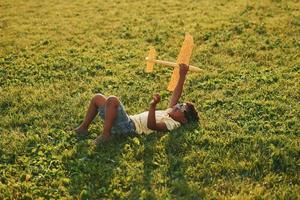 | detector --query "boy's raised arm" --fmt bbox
[168,64,189,108]
[147,94,168,132]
